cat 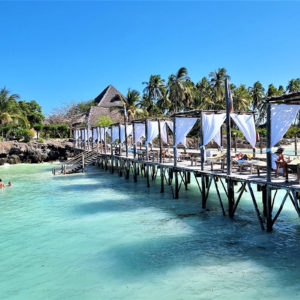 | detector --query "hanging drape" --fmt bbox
[81,129,85,142]
[96,127,100,142]
[146,121,159,144]
[271,104,300,147]
[175,117,198,147]
[85,129,89,142]
[111,126,119,143]
[134,123,145,144]
[120,125,133,143]
[202,113,226,147]
[160,121,173,144]
[213,131,222,147]
[231,114,256,148]
[104,127,109,136]
[92,128,98,142]
[73,129,78,141]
